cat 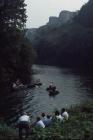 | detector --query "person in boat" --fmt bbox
[49,82,56,91]
[36,117,45,128]
[61,108,69,120]
[12,82,17,89]
[55,110,64,122]
[17,112,30,139]
[17,79,24,87]
[12,80,24,90]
